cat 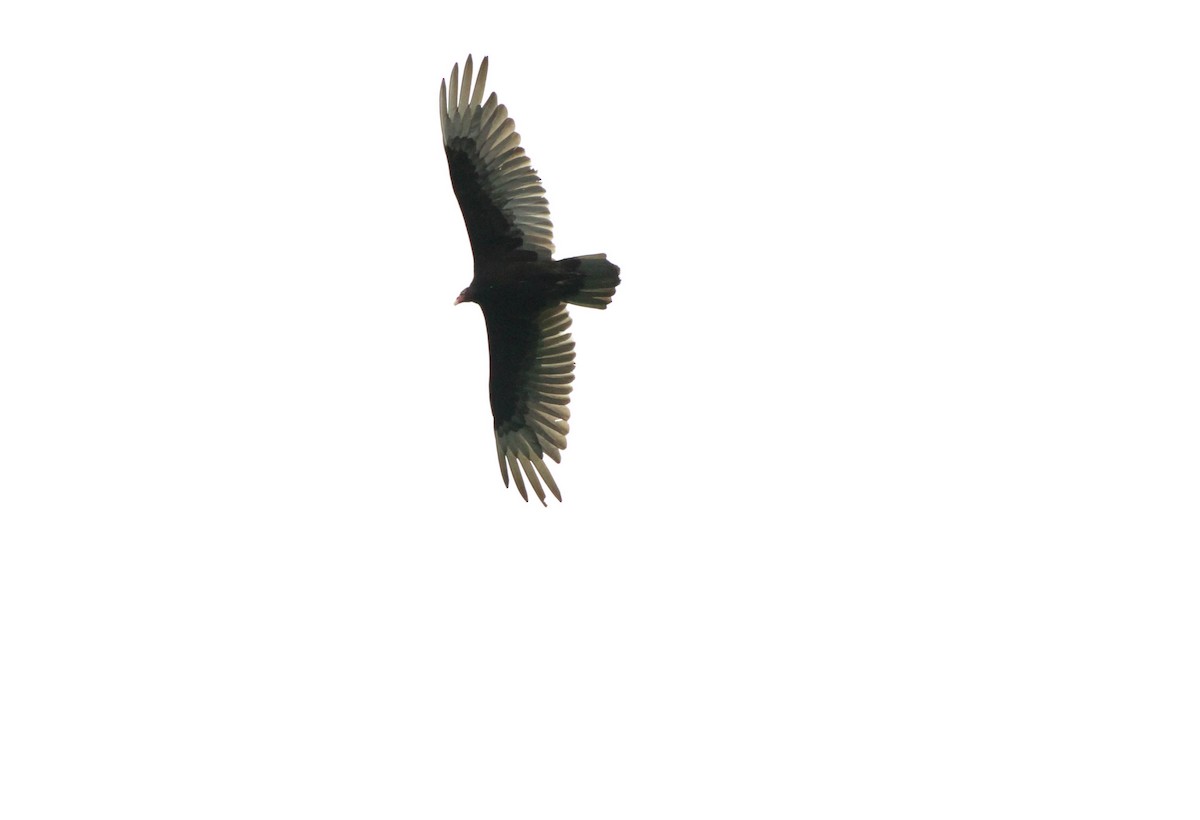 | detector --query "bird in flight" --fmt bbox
[440,55,620,505]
